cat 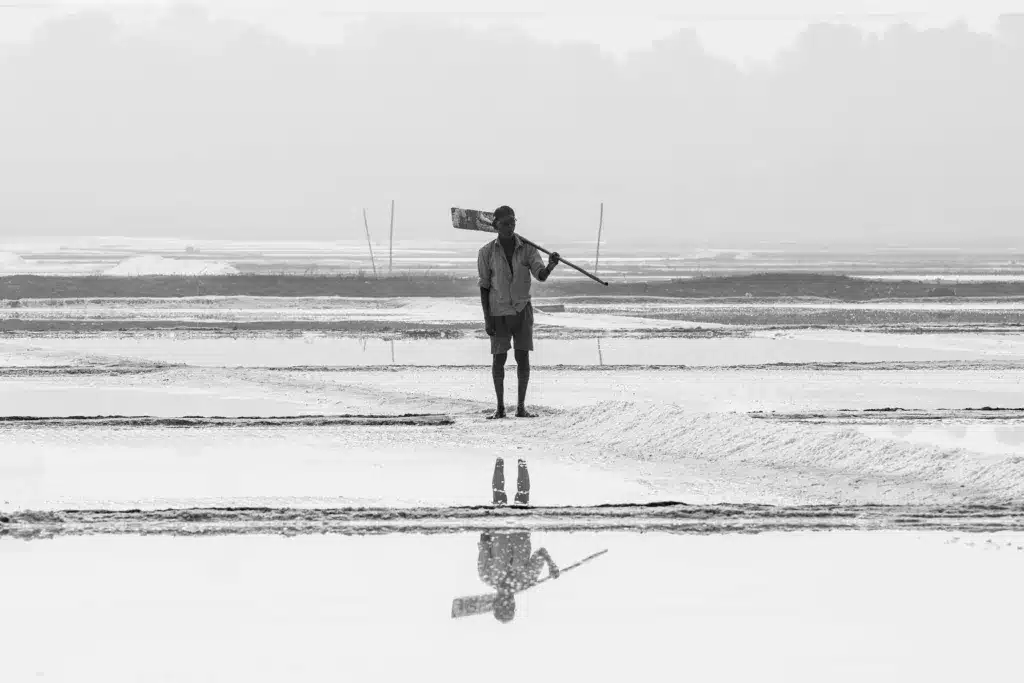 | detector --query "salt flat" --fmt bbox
[2,359,1023,510]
